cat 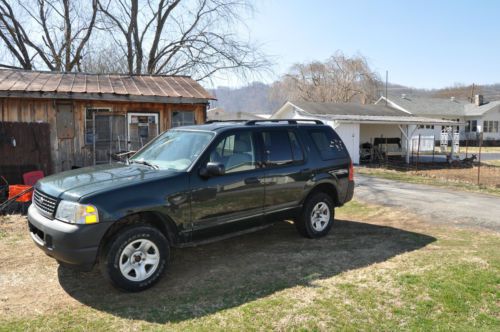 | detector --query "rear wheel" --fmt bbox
[100,224,169,292]
[295,192,334,238]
